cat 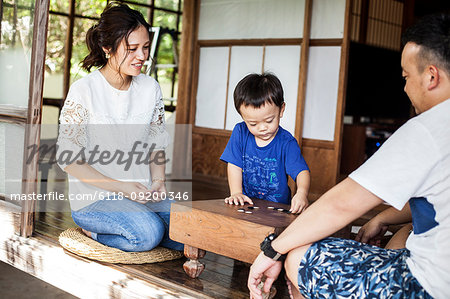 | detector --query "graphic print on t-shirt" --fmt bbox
[243,154,282,202]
